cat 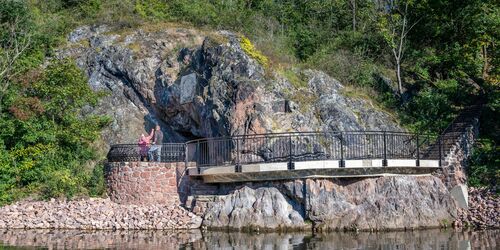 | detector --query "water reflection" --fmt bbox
[0,228,498,249]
